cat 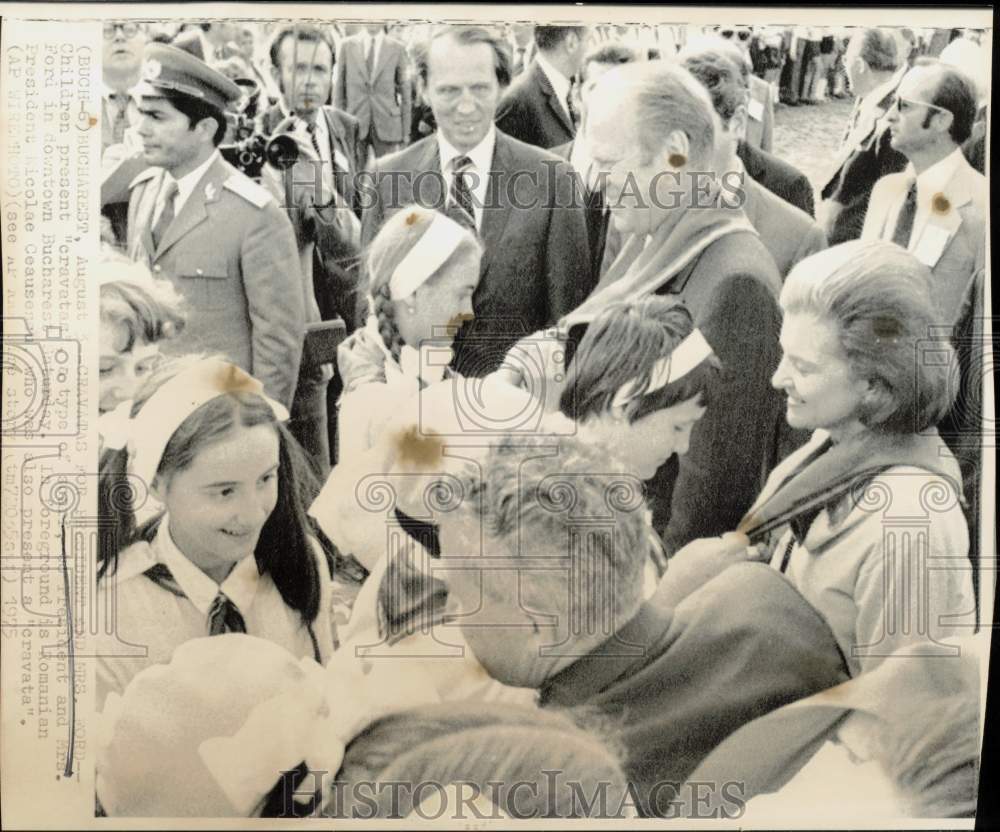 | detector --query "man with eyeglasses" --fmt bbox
[715,25,774,153]
[862,59,984,326]
[103,22,147,152]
